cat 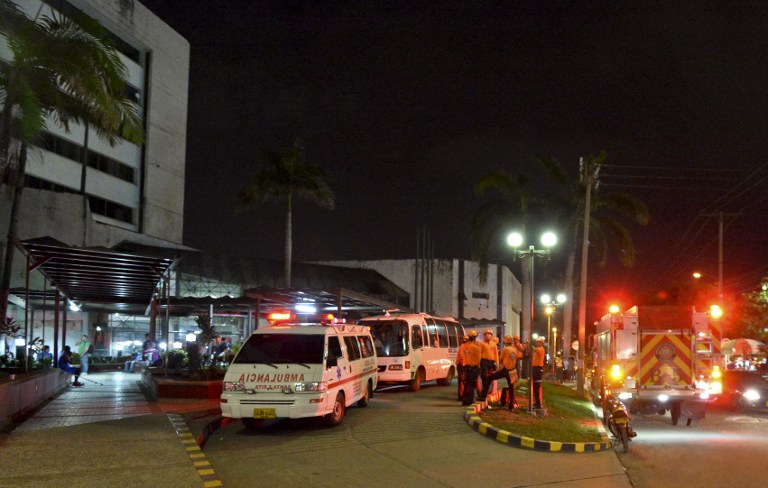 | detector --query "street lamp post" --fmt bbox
[508,231,557,413]
[541,293,566,374]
